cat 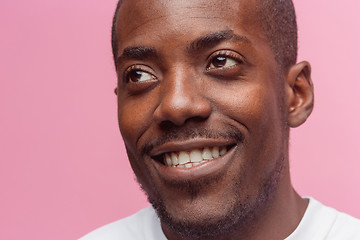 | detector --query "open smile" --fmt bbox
[149,139,238,181]
[161,146,231,168]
